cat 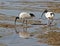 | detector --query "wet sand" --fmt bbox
[36,31,60,45]
[0,14,60,46]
